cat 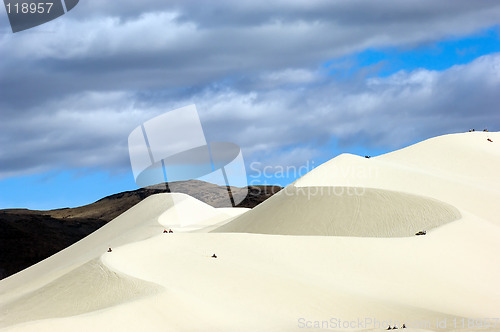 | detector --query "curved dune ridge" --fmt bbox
[0,259,162,328]
[292,132,500,224]
[158,194,248,230]
[0,193,246,305]
[214,187,461,237]
[0,193,247,330]
[0,194,176,302]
